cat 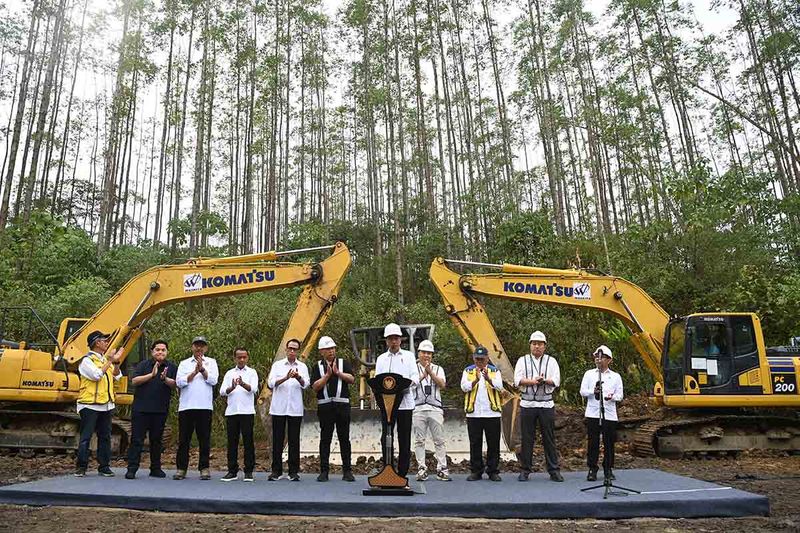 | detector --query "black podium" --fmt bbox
[363,372,414,496]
